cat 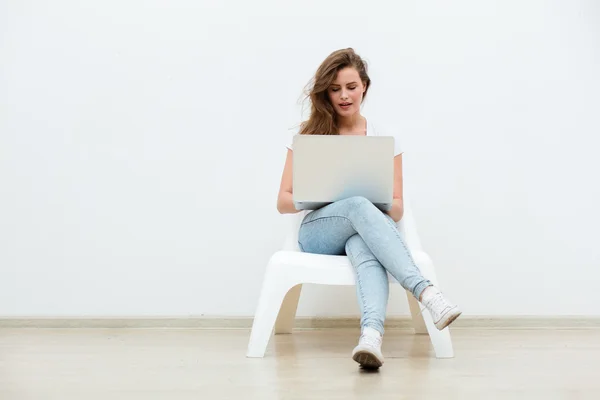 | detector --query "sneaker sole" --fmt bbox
[352,350,383,370]
[434,307,462,330]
